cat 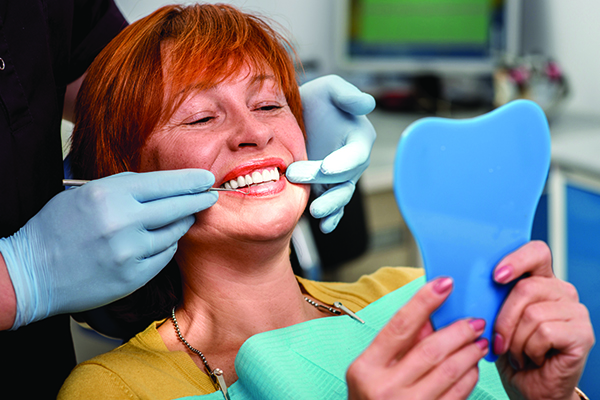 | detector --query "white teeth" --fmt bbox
[252,171,264,184]
[237,176,246,188]
[271,169,280,181]
[223,168,280,189]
